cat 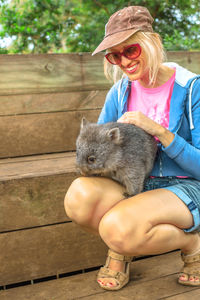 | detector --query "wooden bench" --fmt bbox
[0,52,200,299]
